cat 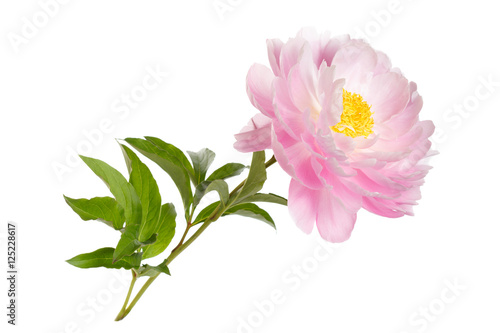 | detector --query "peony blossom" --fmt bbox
[234,29,435,242]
